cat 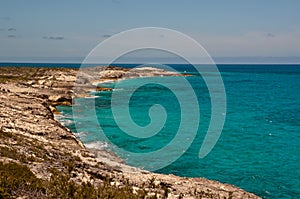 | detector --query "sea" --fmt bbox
[2,63,298,198]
